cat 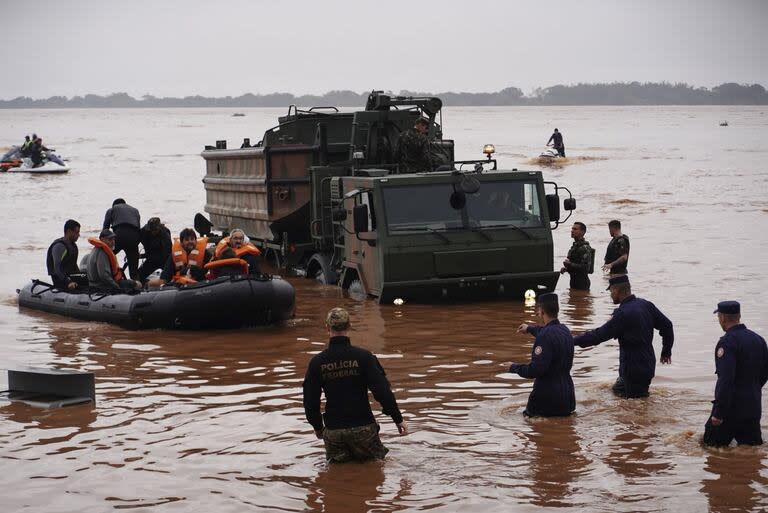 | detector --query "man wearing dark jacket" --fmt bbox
[547,128,565,157]
[574,275,674,398]
[511,293,576,416]
[138,217,171,282]
[602,219,630,274]
[703,301,768,447]
[303,307,408,462]
[561,222,593,290]
[103,198,141,280]
[46,219,81,290]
